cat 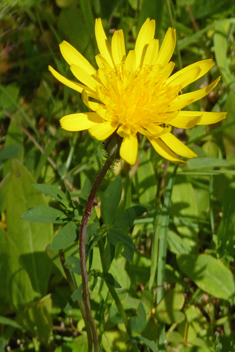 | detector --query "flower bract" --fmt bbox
[49,18,226,165]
